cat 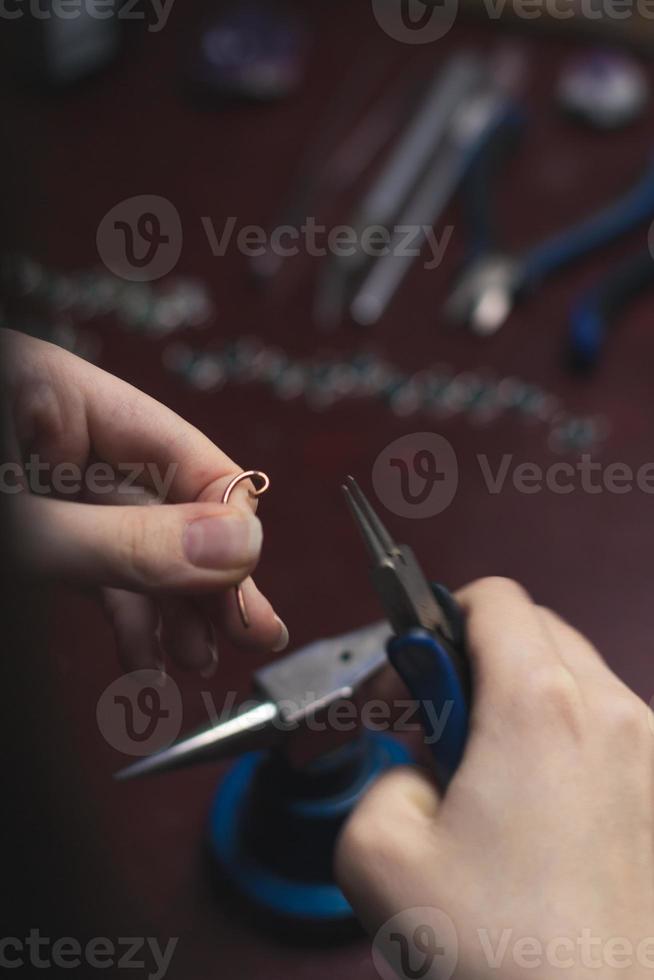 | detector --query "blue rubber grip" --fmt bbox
[569,298,605,368]
[387,606,470,787]
[522,158,654,287]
